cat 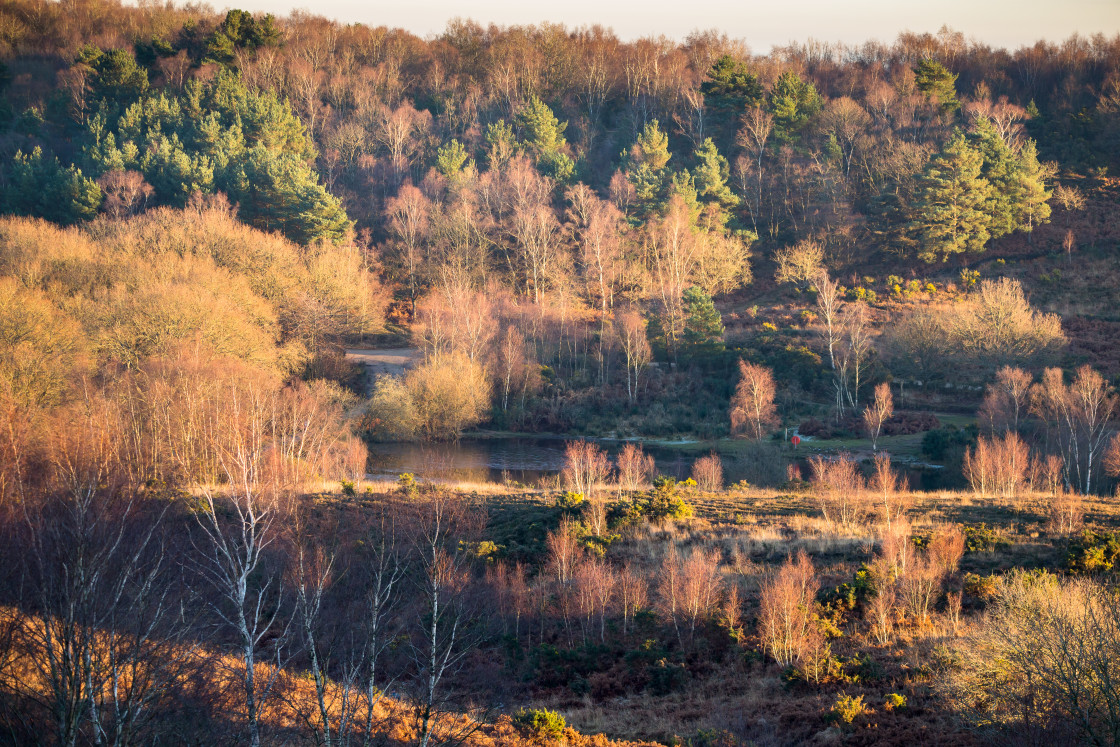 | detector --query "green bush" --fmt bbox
[963,572,998,599]
[1067,530,1120,574]
[884,693,907,711]
[829,693,867,725]
[963,523,1008,553]
[513,708,566,741]
[340,480,356,496]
